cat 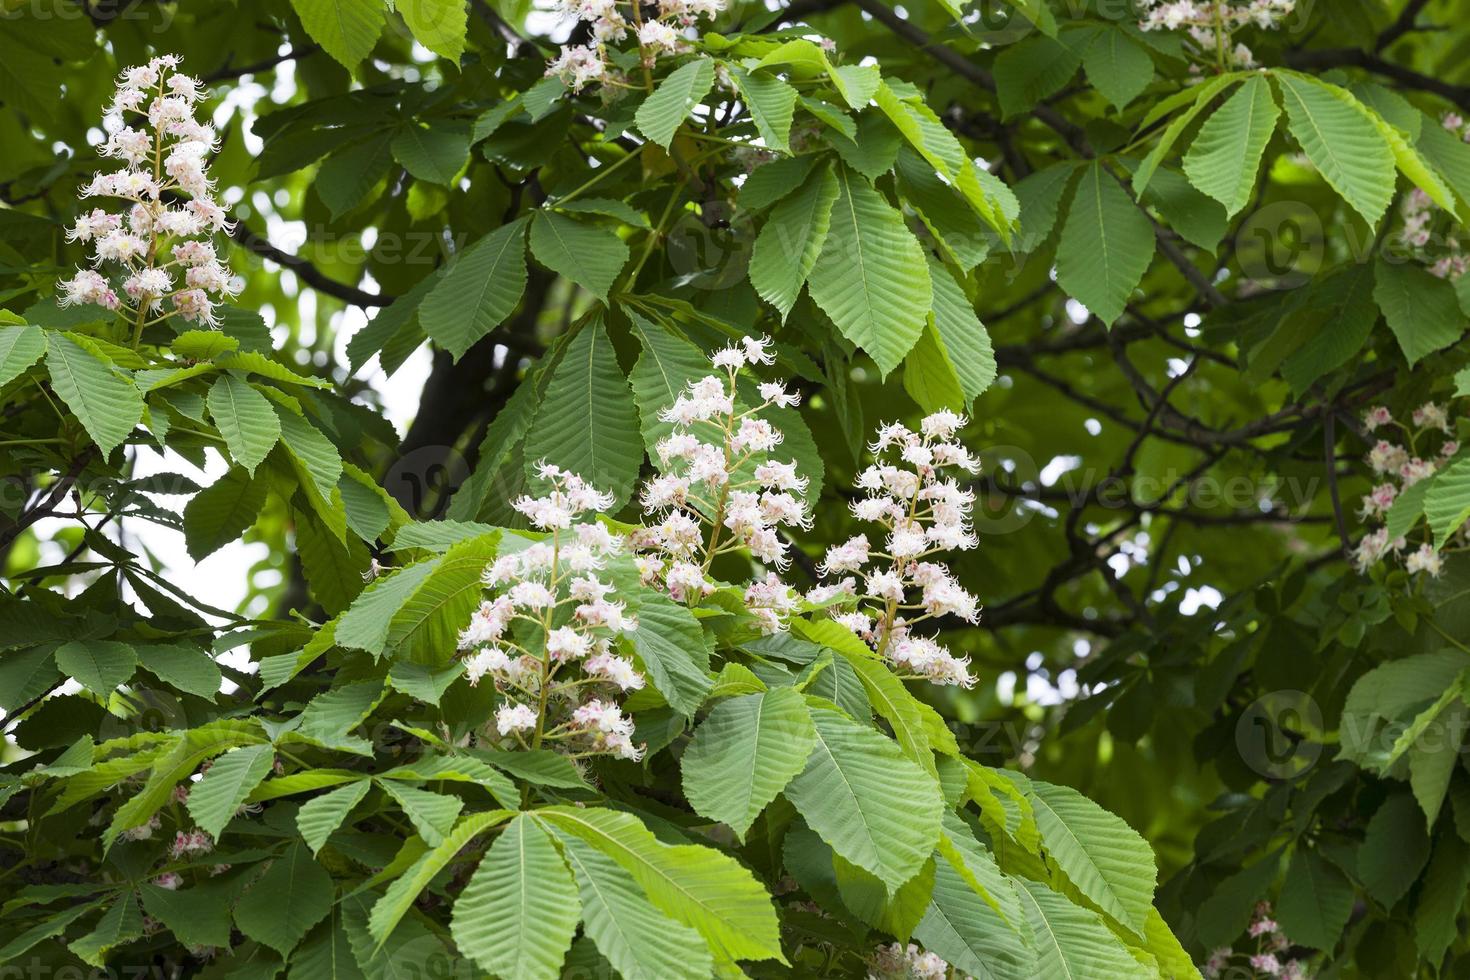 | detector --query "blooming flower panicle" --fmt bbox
[1353,399,1462,576]
[866,942,952,980]
[457,467,645,762]
[546,0,725,86]
[59,56,239,333]
[1136,0,1294,68]
[632,335,812,632]
[808,413,980,687]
